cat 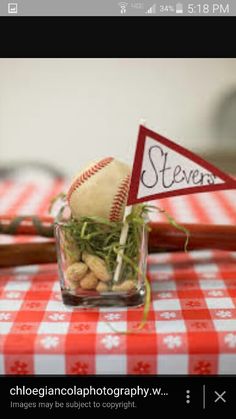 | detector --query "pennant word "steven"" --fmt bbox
[127,125,236,205]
